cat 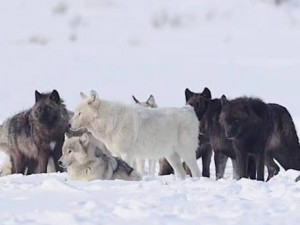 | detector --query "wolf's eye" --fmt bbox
[78,112,82,116]
[68,149,72,154]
